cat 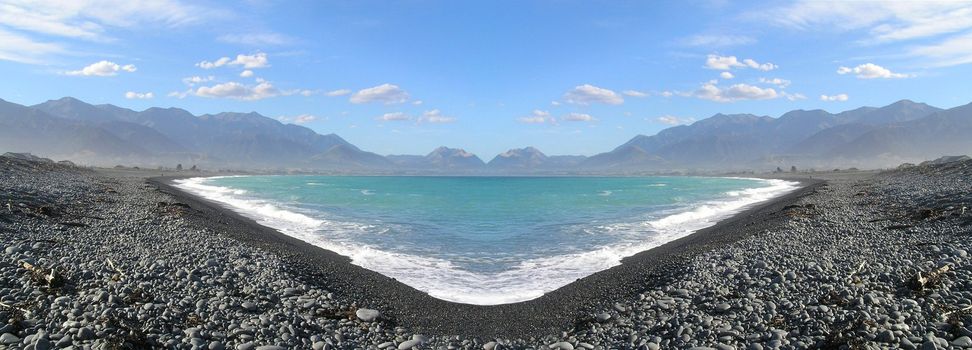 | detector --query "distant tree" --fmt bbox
[190,165,197,171]
[775,167,783,173]
[176,164,183,171]
[790,165,797,173]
